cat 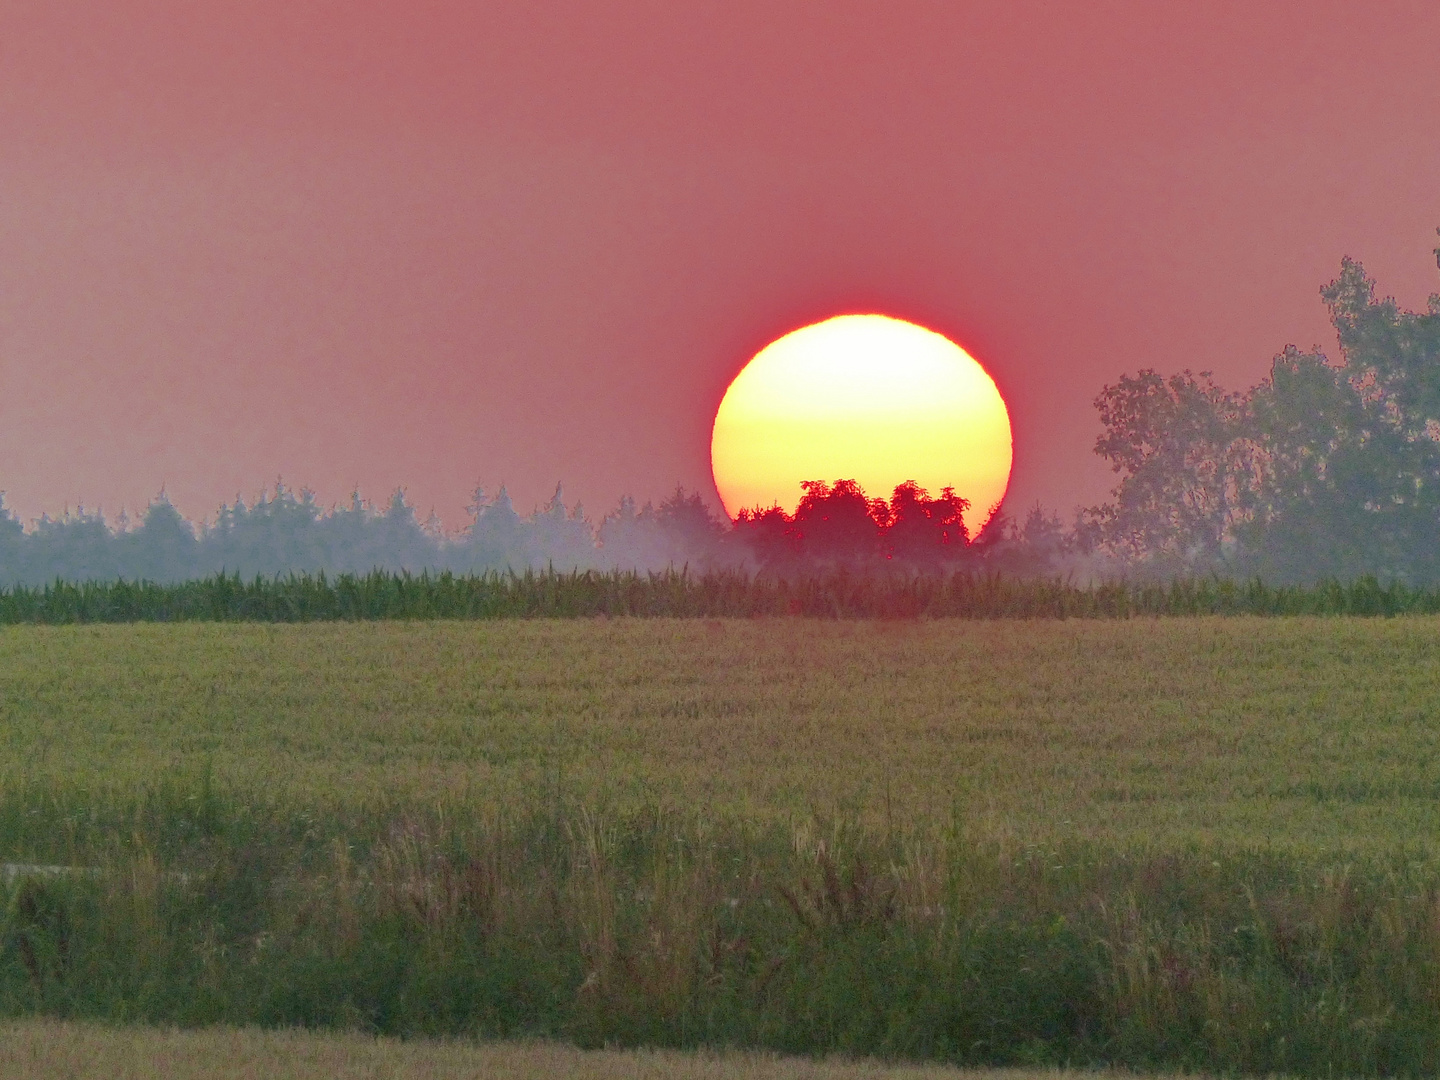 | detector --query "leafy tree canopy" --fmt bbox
[1090,244,1440,581]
